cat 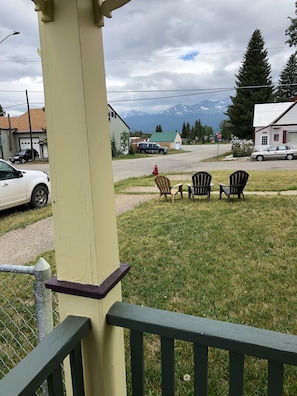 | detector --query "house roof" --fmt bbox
[0,105,128,133]
[253,102,293,127]
[150,132,179,142]
[108,104,130,130]
[0,108,46,132]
